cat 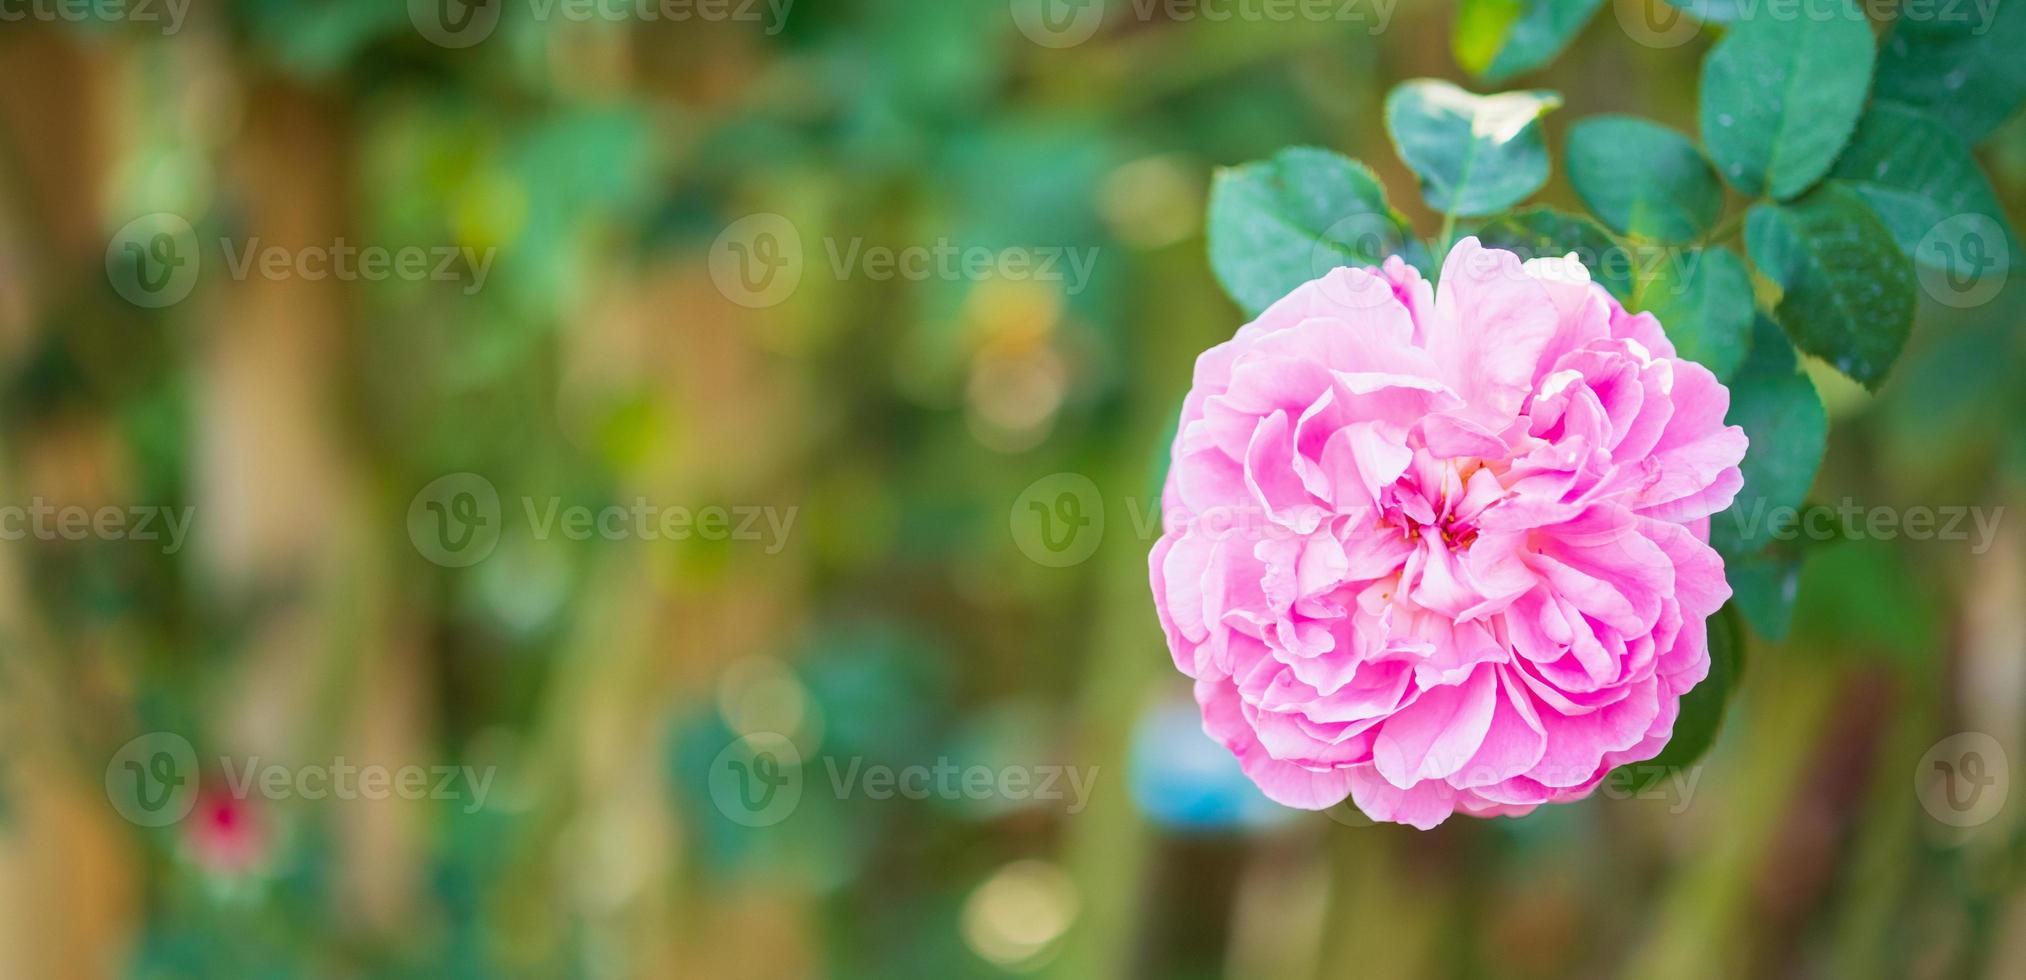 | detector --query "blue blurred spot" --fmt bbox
[1128,699,1292,833]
